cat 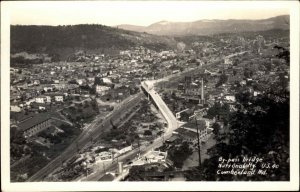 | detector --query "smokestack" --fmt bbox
[201,78,204,101]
